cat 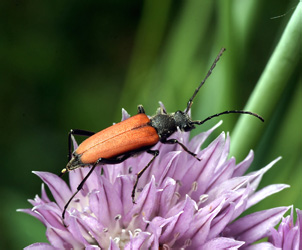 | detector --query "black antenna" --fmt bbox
[192,110,264,125]
[185,47,226,113]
